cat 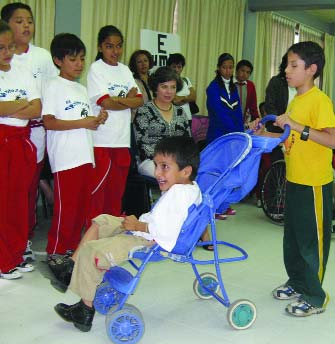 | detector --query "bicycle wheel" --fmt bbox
[261,160,286,224]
